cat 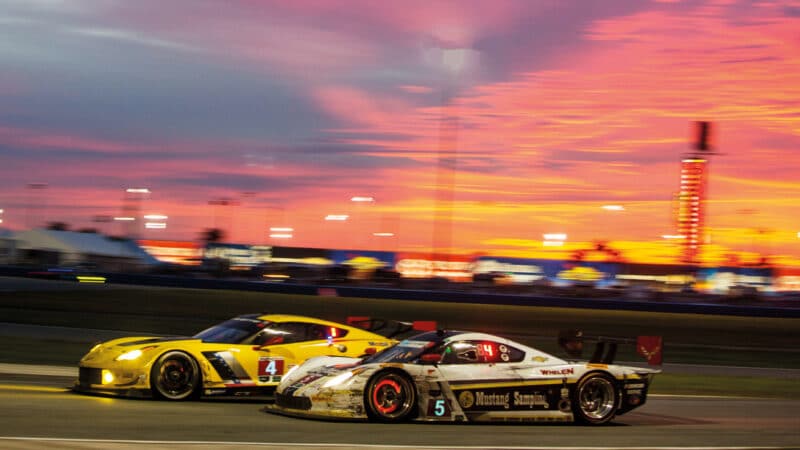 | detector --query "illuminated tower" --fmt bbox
[676,122,713,264]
